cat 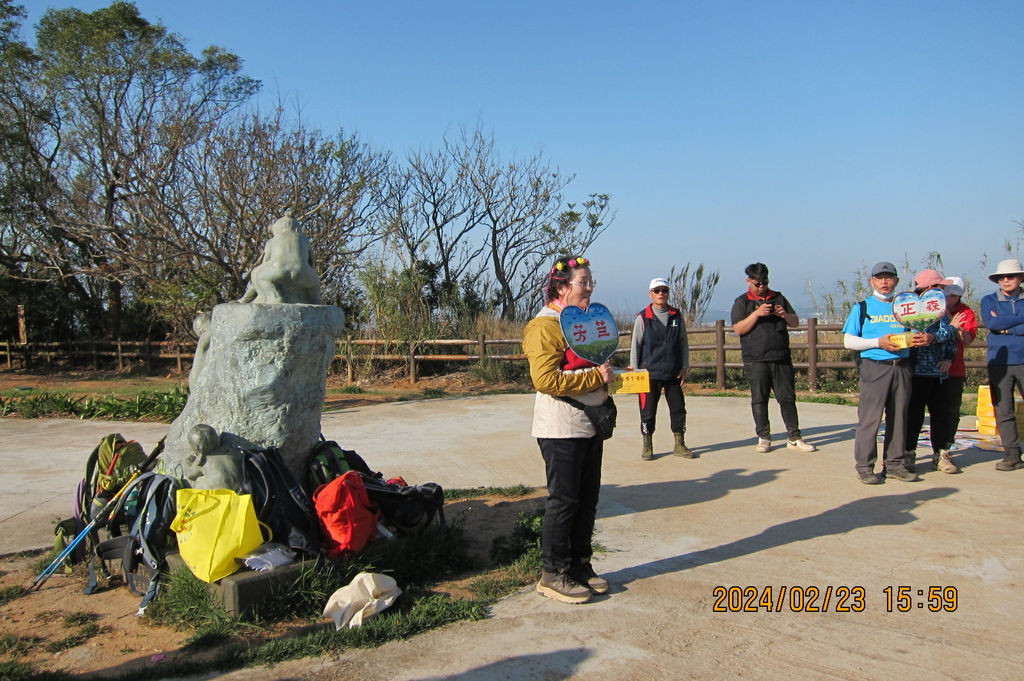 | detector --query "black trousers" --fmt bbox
[538,436,603,573]
[905,375,964,453]
[744,360,801,440]
[638,377,686,435]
